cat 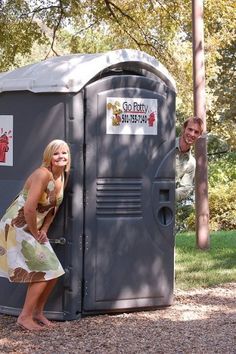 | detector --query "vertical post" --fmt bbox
[192,0,210,249]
